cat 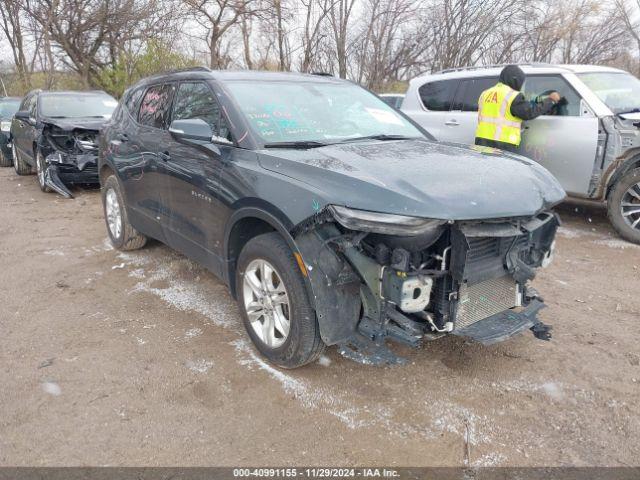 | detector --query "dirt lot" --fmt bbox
[0,166,639,467]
